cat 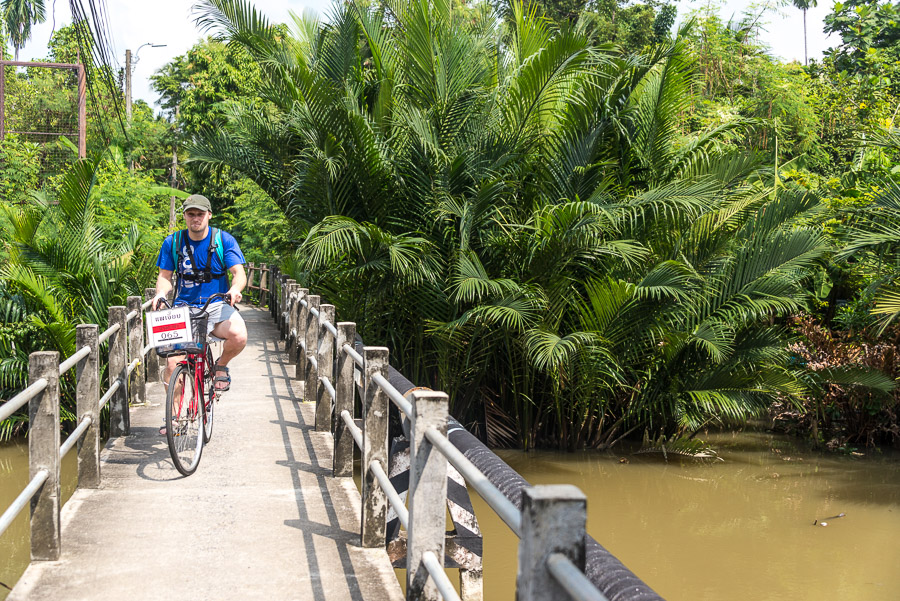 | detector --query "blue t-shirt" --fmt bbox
[157,228,245,306]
